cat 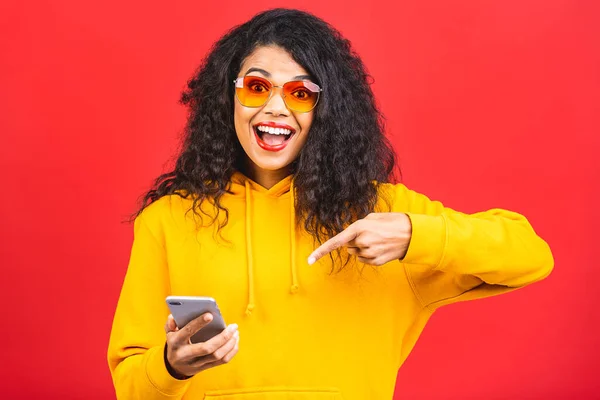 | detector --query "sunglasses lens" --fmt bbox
[283,81,320,112]
[235,76,272,107]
